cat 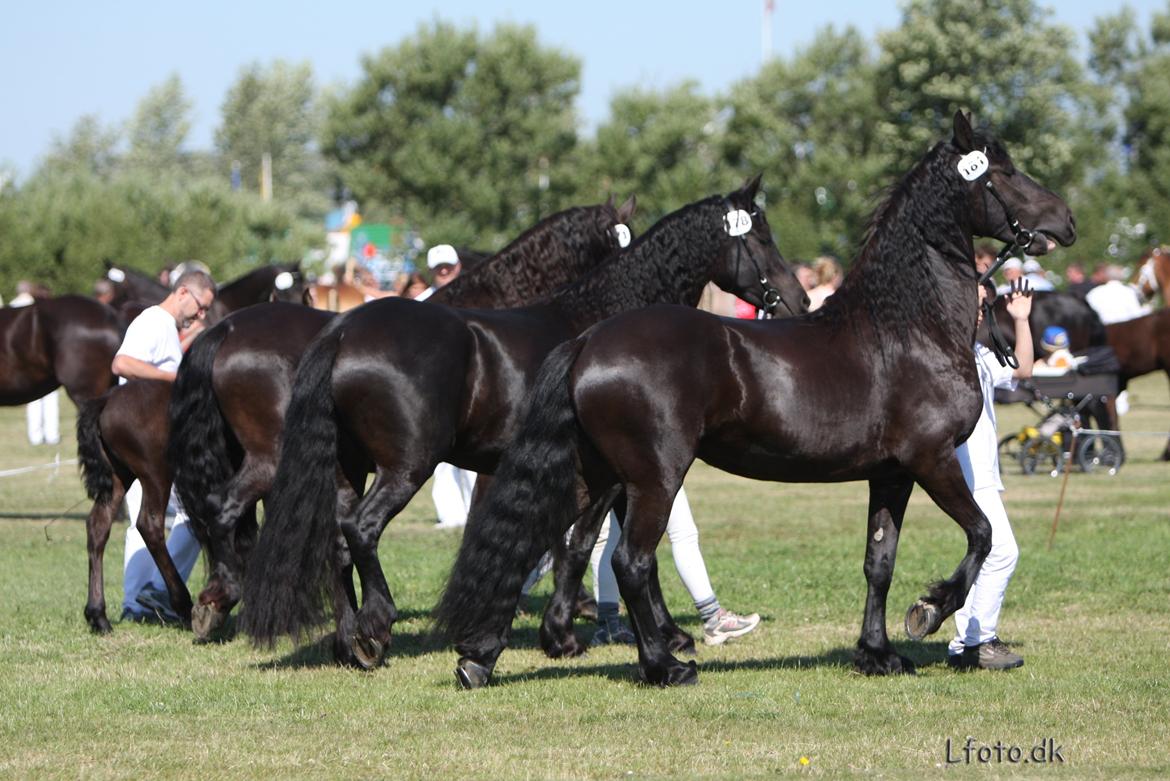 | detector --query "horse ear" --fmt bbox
[953,110,975,152]
[605,193,615,209]
[616,194,636,223]
[740,173,763,203]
